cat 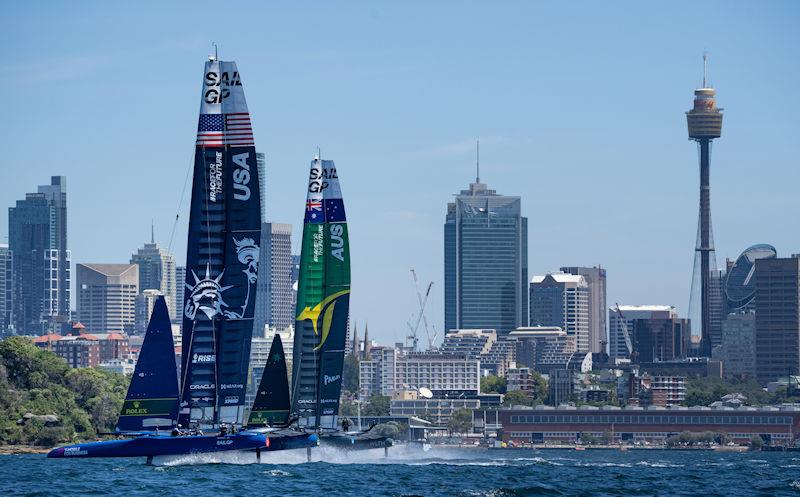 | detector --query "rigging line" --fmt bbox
[167,148,194,254]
